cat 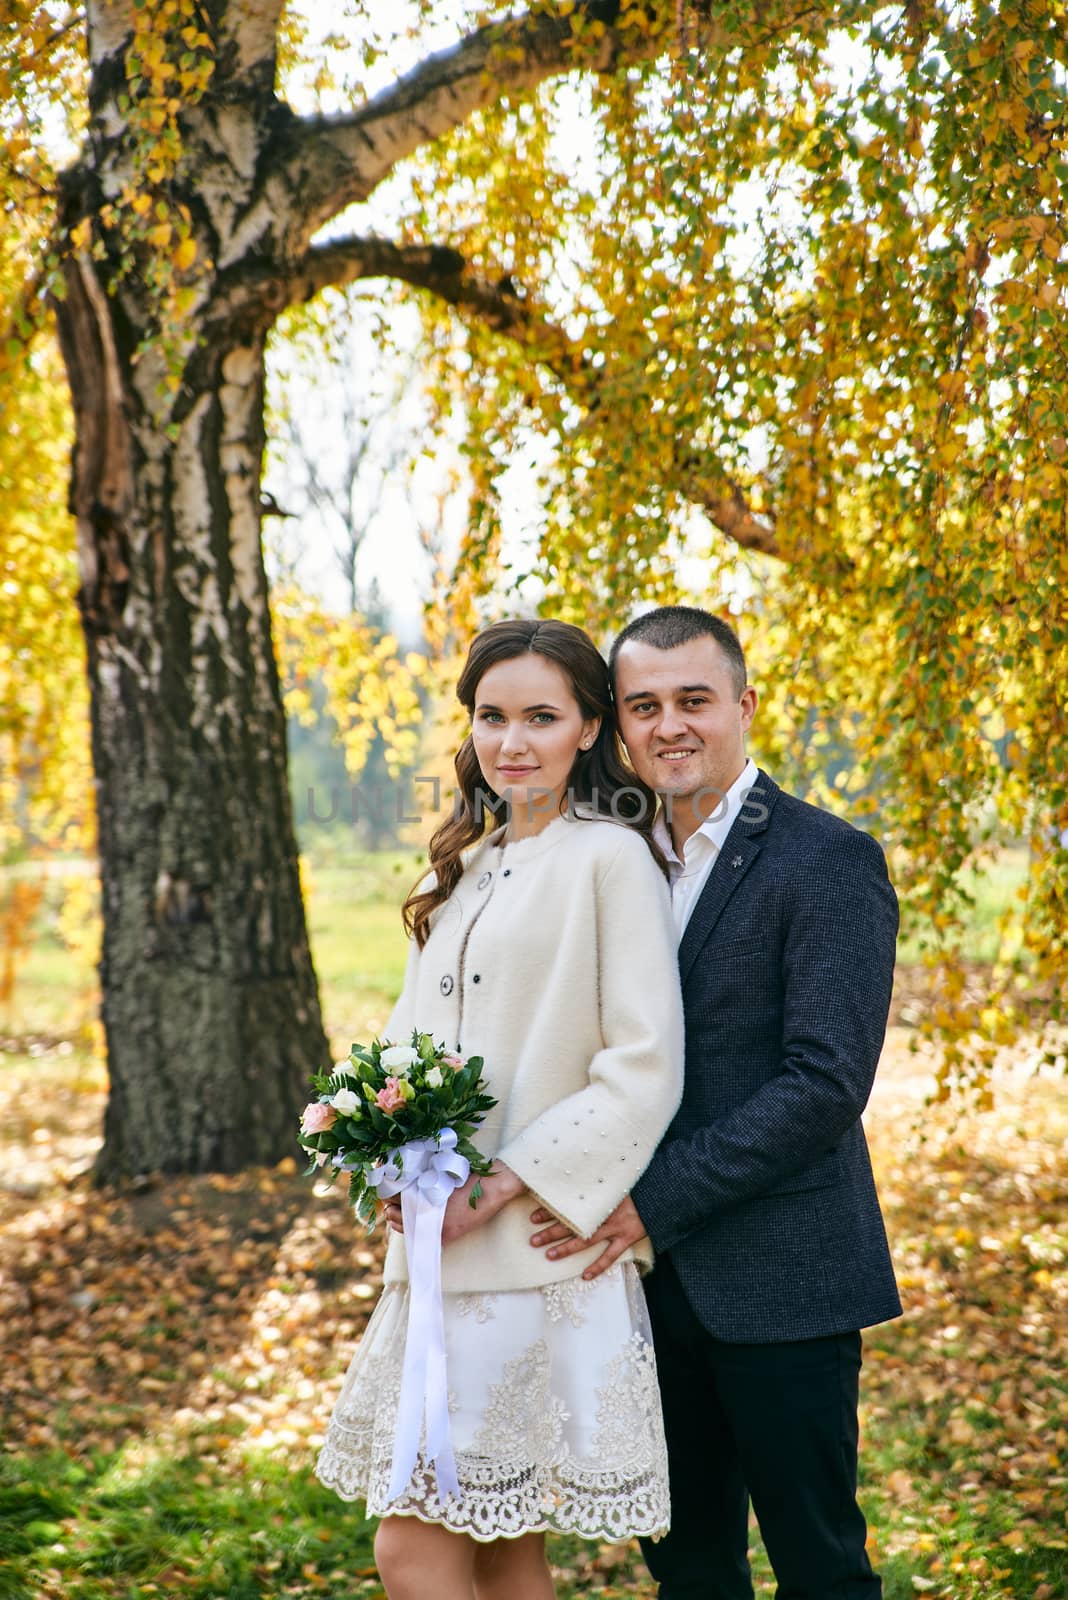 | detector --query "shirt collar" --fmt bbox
[653,757,759,869]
